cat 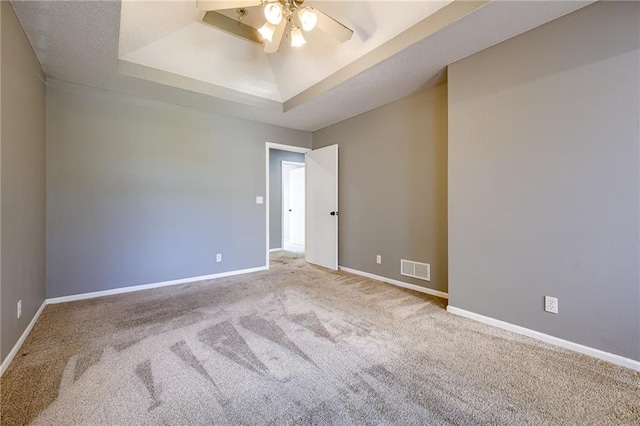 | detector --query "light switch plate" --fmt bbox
[256,196,264,204]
